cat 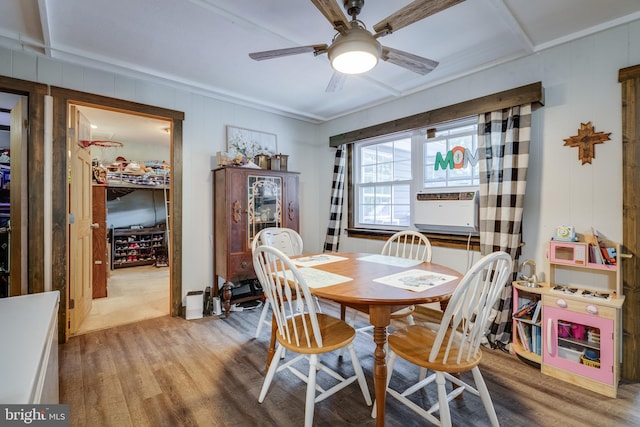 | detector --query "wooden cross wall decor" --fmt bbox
[563,122,611,165]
